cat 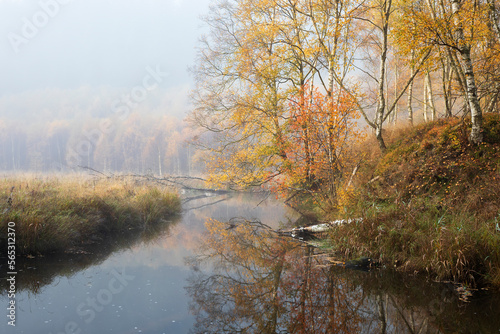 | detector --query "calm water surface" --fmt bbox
[1,192,499,333]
